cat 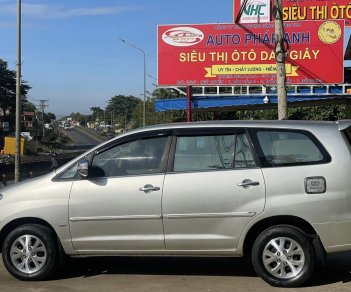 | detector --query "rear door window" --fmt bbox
[249,129,331,167]
[173,133,257,172]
